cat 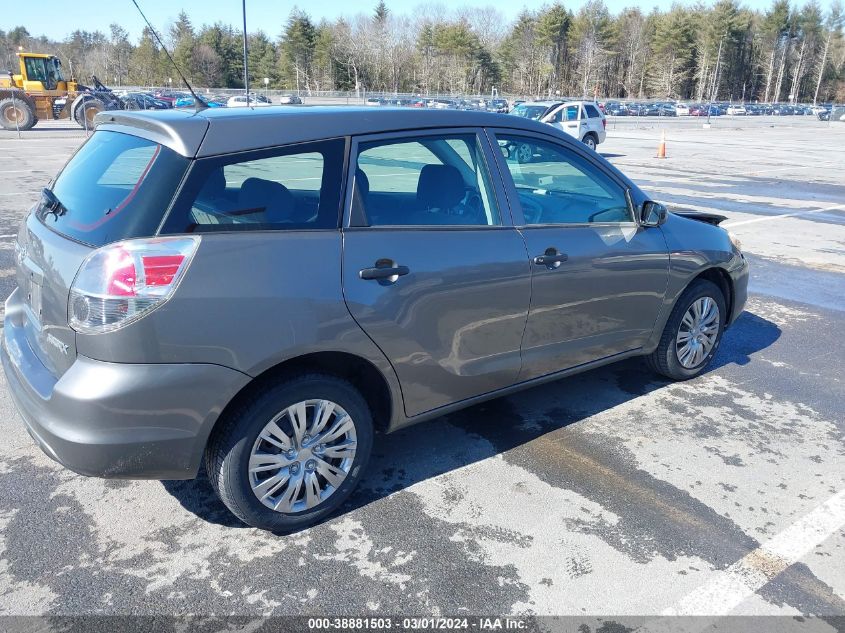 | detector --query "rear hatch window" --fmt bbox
[38,130,189,246]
